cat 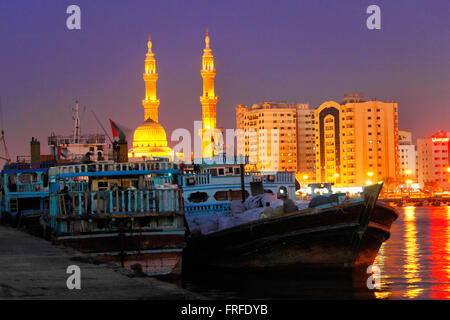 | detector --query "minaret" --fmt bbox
[200,29,219,157]
[200,28,218,130]
[142,34,160,123]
